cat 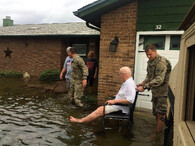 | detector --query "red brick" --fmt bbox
[98,2,137,103]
